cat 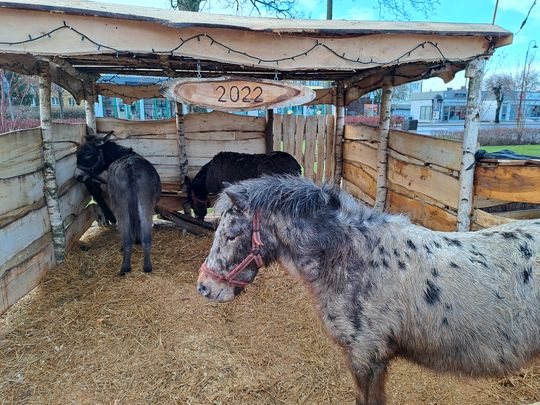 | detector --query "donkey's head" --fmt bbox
[196,183,274,302]
[184,176,209,220]
[75,131,114,181]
